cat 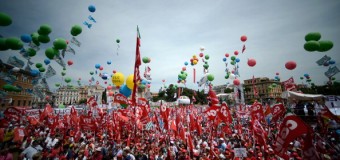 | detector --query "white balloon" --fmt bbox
[229,74,236,79]
[200,46,205,51]
[12,67,20,72]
